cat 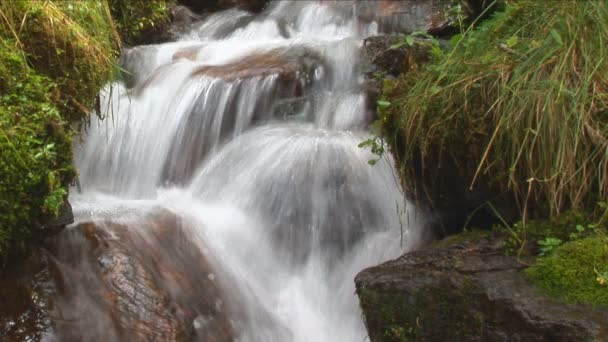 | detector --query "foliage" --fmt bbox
[0,40,73,257]
[0,1,119,123]
[382,0,608,221]
[0,0,171,261]
[526,234,608,307]
[108,0,172,46]
[536,237,561,256]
